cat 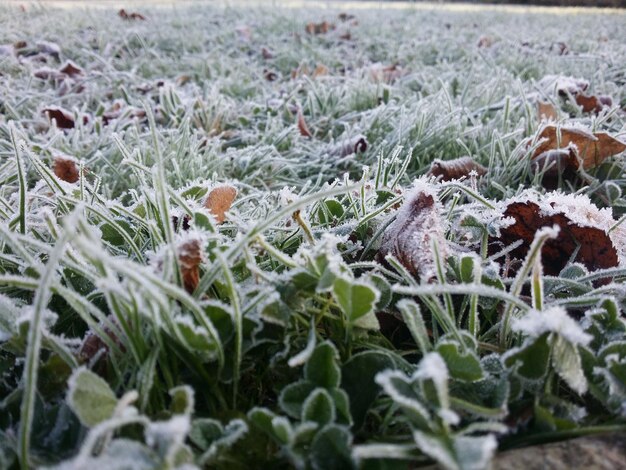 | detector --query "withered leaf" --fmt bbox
[477,35,493,48]
[53,155,80,183]
[369,63,403,84]
[296,109,312,138]
[36,41,61,59]
[530,148,580,189]
[377,188,447,281]
[305,21,334,35]
[532,125,626,169]
[428,156,487,181]
[261,47,274,60]
[118,9,146,20]
[33,67,65,81]
[338,13,355,22]
[205,185,237,224]
[330,135,368,157]
[537,101,558,121]
[179,238,203,294]
[43,106,75,129]
[489,201,618,276]
[59,60,83,77]
[263,69,278,82]
[575,94,612,114]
